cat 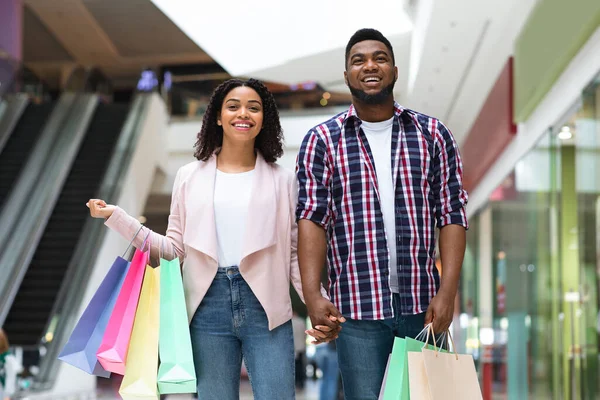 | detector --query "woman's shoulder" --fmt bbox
[176,158,213,182]
[269,162,295,183]
[177,160,201,175]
